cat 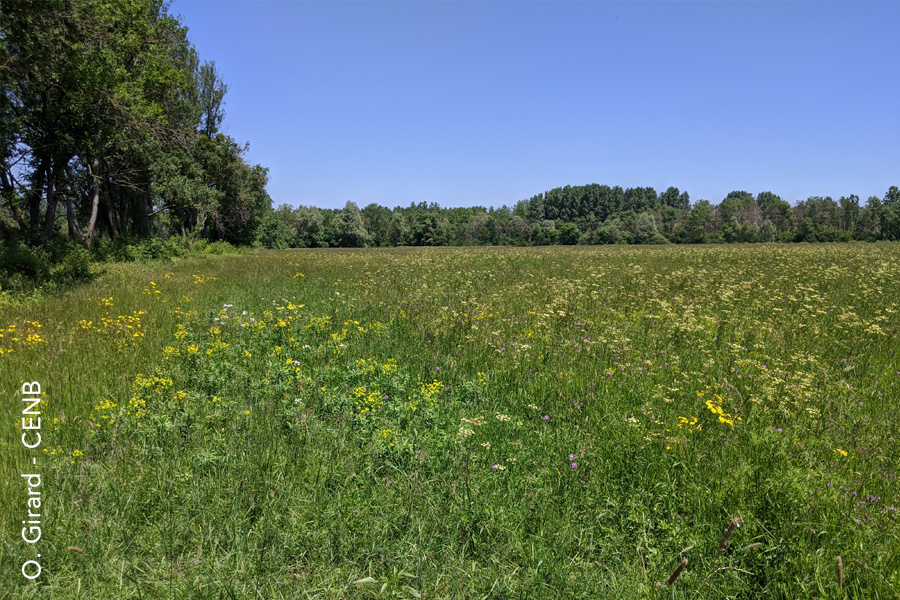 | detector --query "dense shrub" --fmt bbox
[0,242,52,295]
[52,246,92,283]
